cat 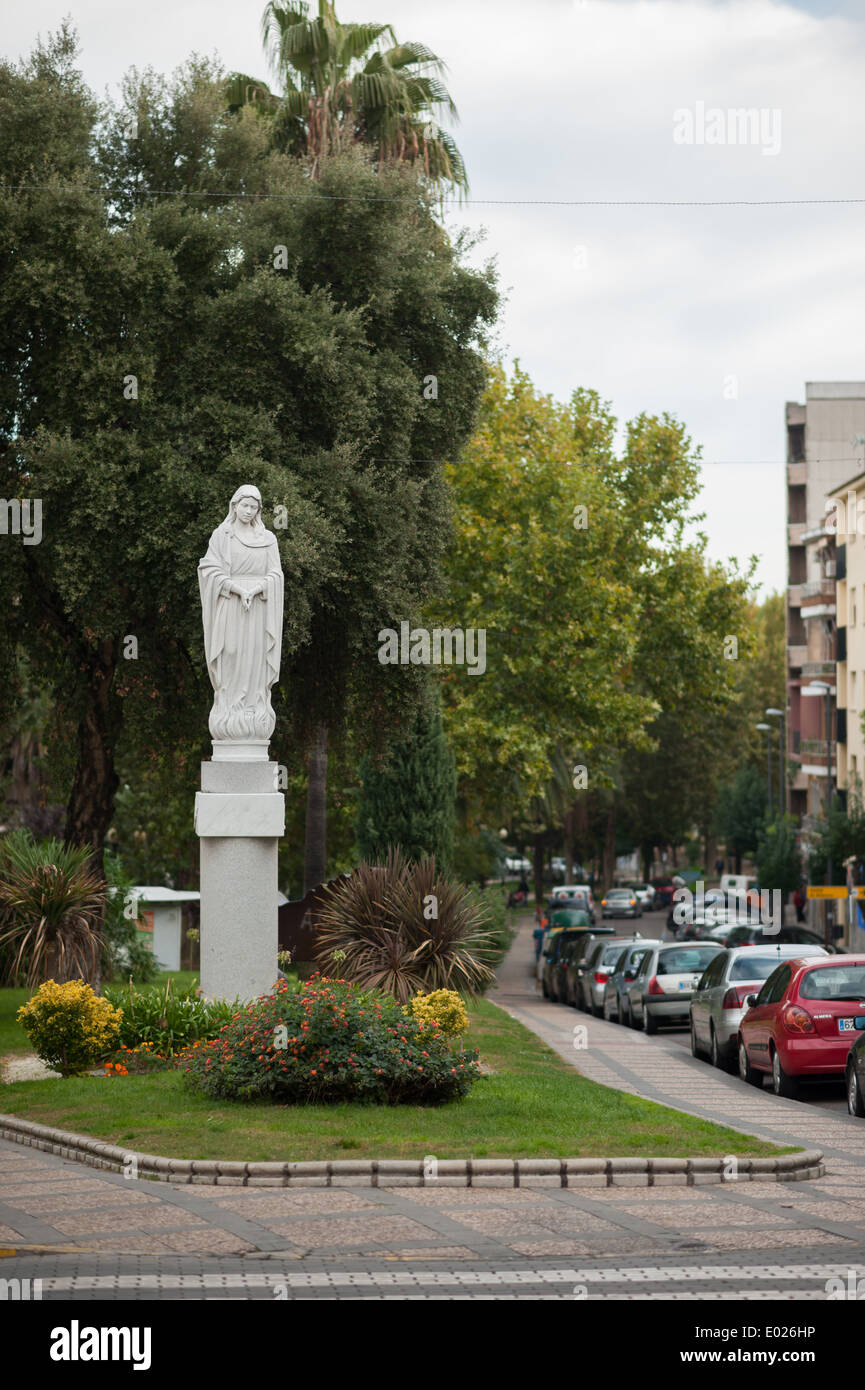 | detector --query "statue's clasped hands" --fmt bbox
[234,581,266,611]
